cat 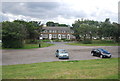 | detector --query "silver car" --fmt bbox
[55,49,69,59]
